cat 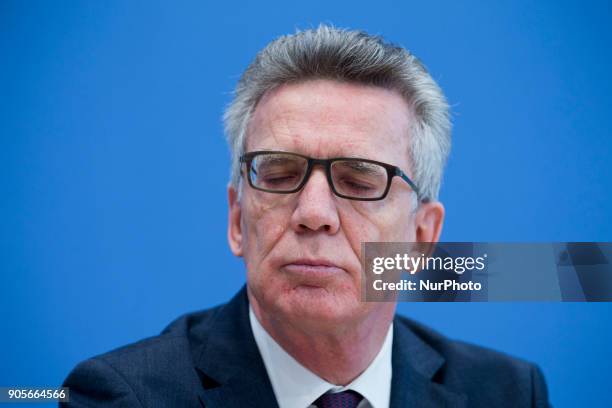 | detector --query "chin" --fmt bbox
[273,285,364,329]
